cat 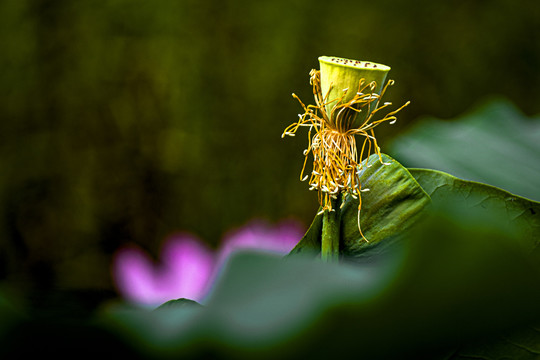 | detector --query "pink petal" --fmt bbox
[112,219,305,306]
[159,234,215,302]
[112,245,158,305]
[217,219,305,266]
[112,234,215,306]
